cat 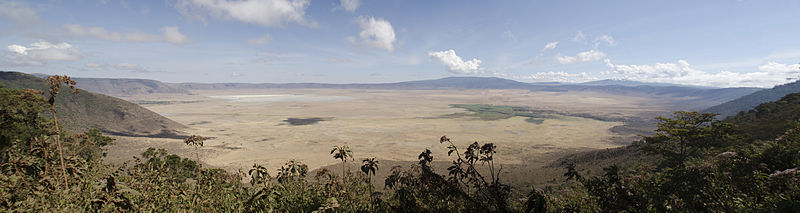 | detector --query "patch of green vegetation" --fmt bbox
[283,117,329,126]
[524,117,544,124]
[449,104,548,124]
